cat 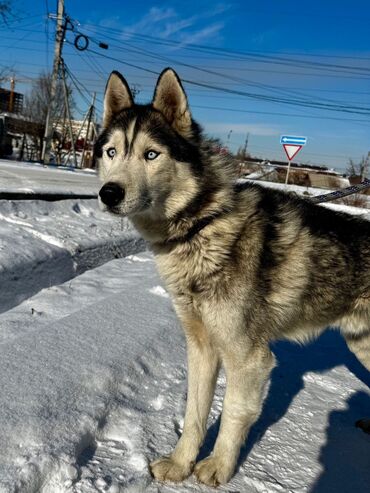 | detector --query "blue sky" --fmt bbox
[1,0,369,171]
